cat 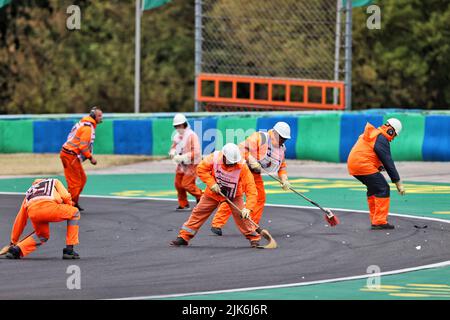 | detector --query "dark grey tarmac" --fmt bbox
[1,194,449,299]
